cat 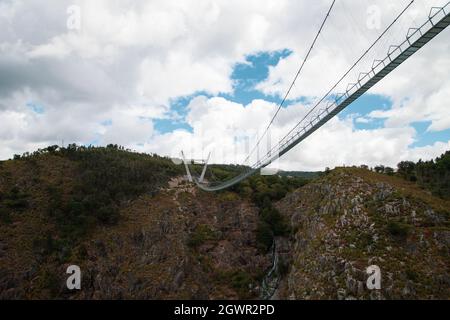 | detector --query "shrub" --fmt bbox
[405,268,419,281]
[277,256,290,277]
[239,186,253,198]
[187,224,219,248]
[261,207,290,236]
[0,208,12,224]
[230,271,254,298]
[387,221,411,239]
[2,187,29,210]
[219,192,239,202]
[256,222,273,252]
[37,269,60,297]
[215,270,256,299]
[5,198,29,209]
